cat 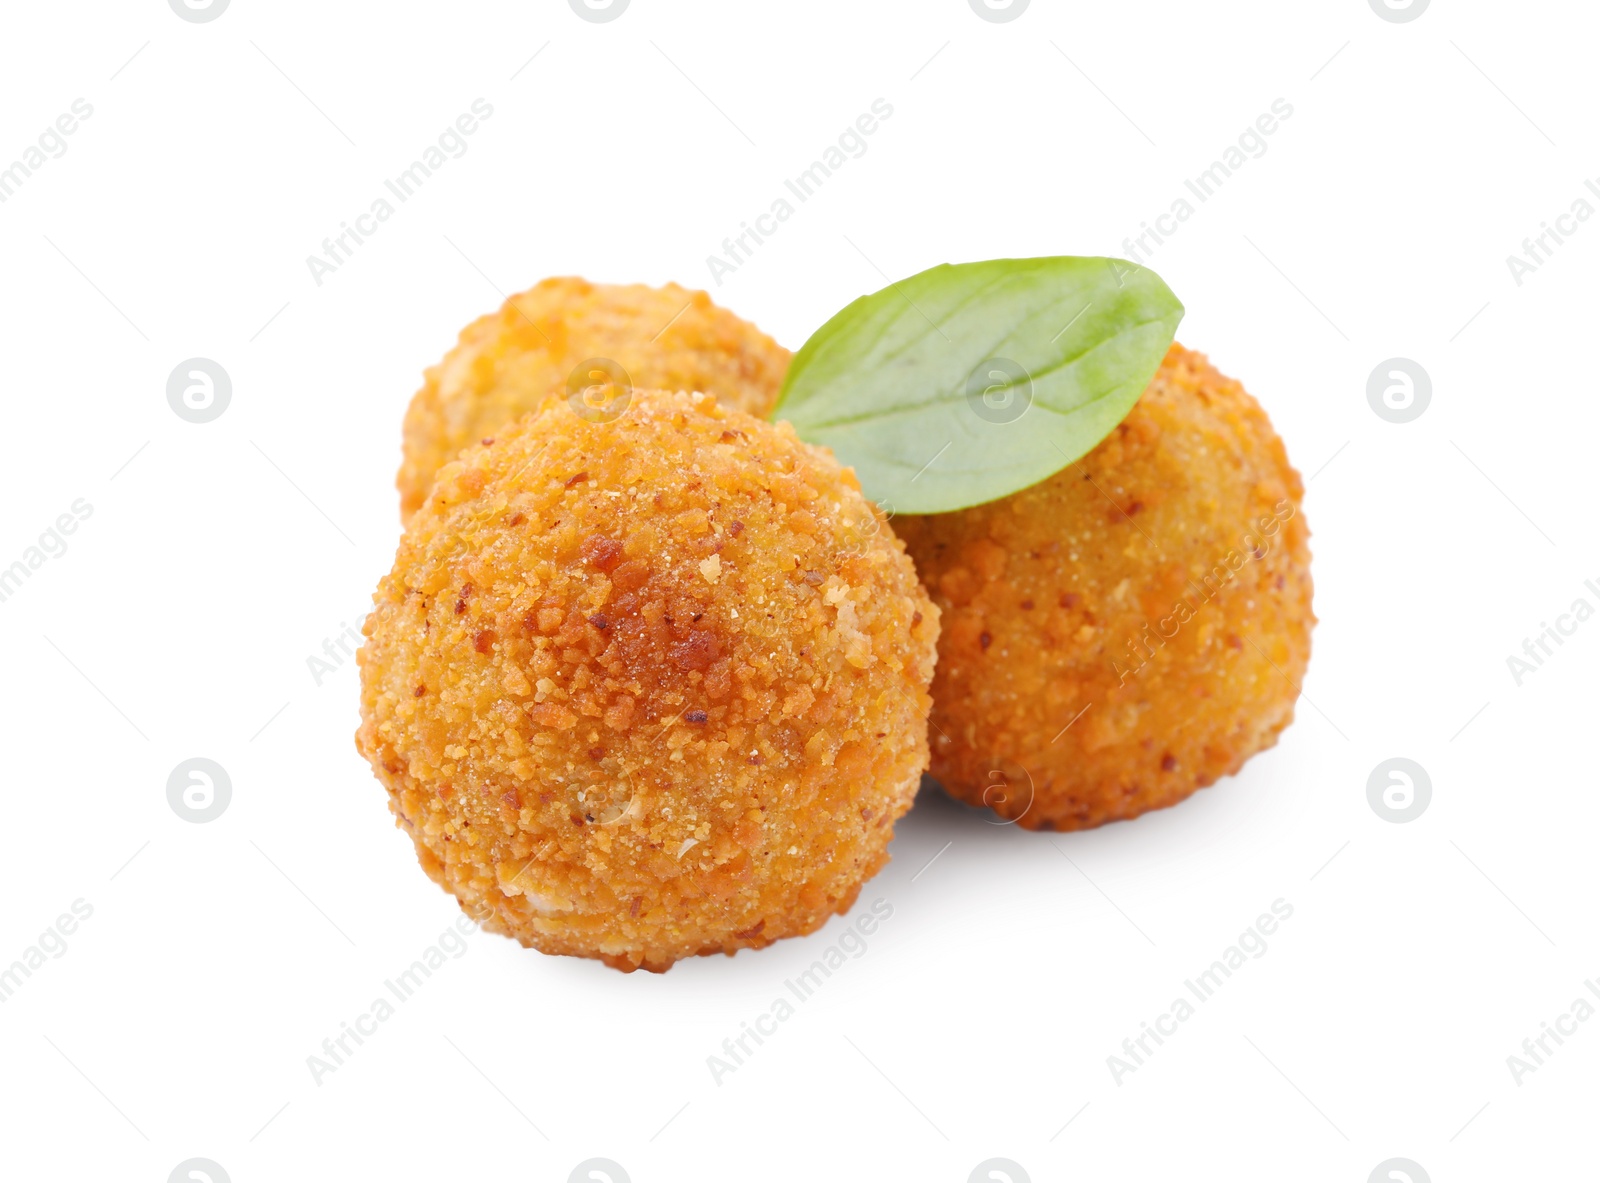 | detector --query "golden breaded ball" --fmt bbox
[896,345,1313,831]
[358,389,939,972]
[397,278,790,520]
